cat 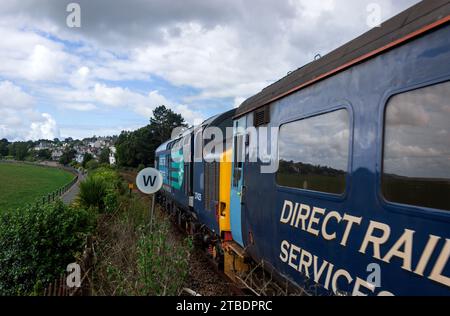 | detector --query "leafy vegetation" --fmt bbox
[0,163,75,211]
[99,148,110,164]
[0,201,96,295]
[77,164,193,296]
[0,106,193,296]
[6,141,30,161]
[0,139,8,157]
[0,161,192,296]
[78,176,108,211]
[85,159,99,170]
[137,220,192,295]
[77,167,122,213]
[36,149,52,160]
[59,148,76,165]
[92,193,192,296]
[82,153,94,168]
[115,105,187,168]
